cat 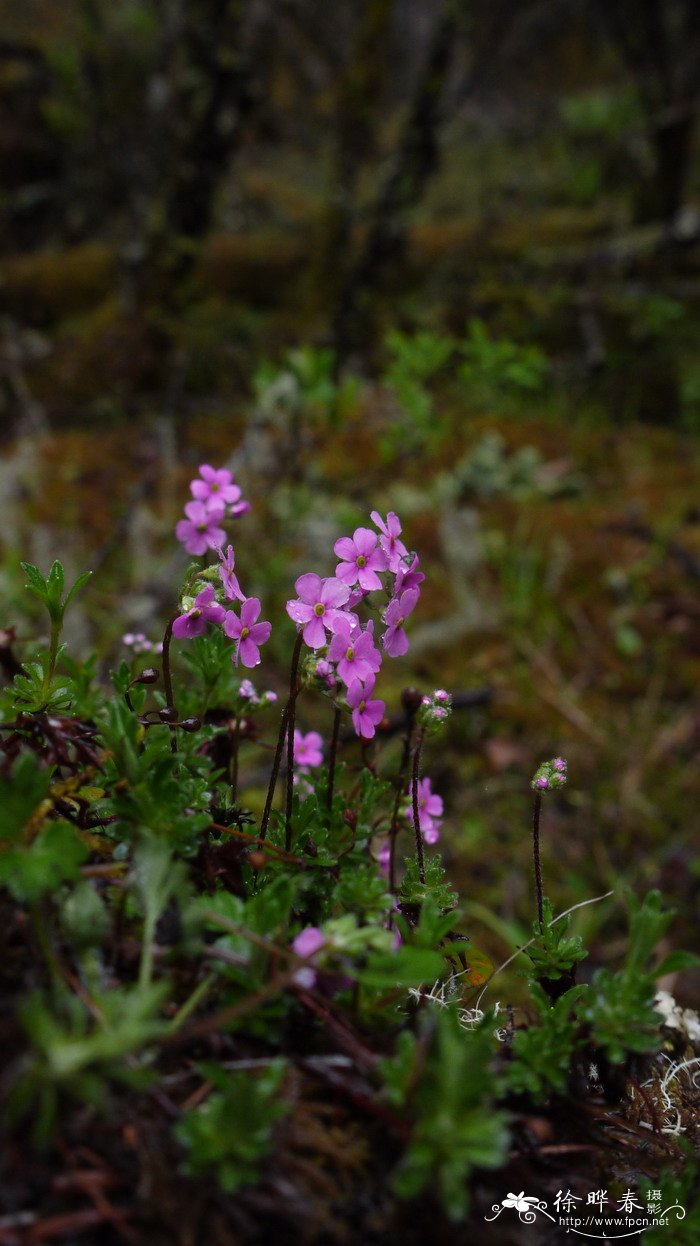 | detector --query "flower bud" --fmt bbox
[531,757,567,792]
